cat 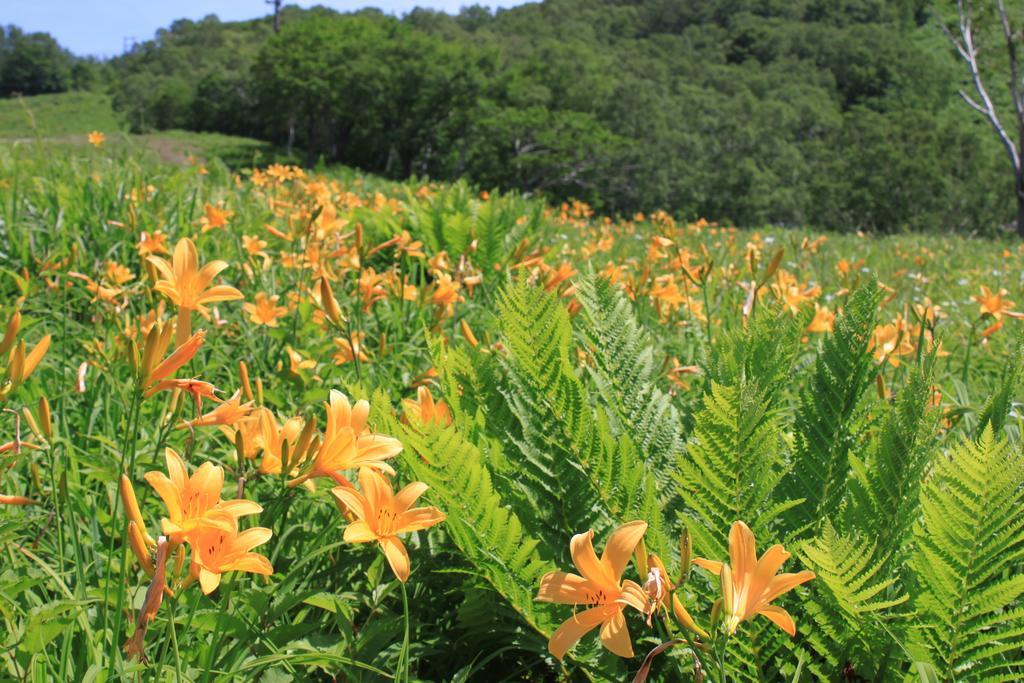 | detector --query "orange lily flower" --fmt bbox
[189,523,273,594]
[806,304,835,334]
[179,390,253,429]
[88,131,105,147]
[869,318,915,367]
[255,408,306,475]
[200,202,233,233]
[147,237,243,344]
[973,286,1024,321]
[536,521,649,660]
[331,467,445,583]
[243,292,287,327]
[144,448,261,543]
[693,521,814,636]
[291,391,401,486]
[401,386,452,427]
[333,334,368,365]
